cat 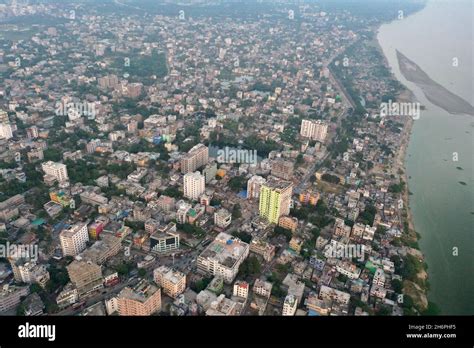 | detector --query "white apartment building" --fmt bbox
[214,208,232,229]
[373,268,386,287]
[41,161,69,183]
[12,261,50,288]
[233,280,249,299]
[253,279,273,298]
[197,233,249,284]
[59,222,89,257]
[300,119,328,142]
[105,297,119,315]
[282,294,298,316]
[0,123,13,140]
[183,171,205,201]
